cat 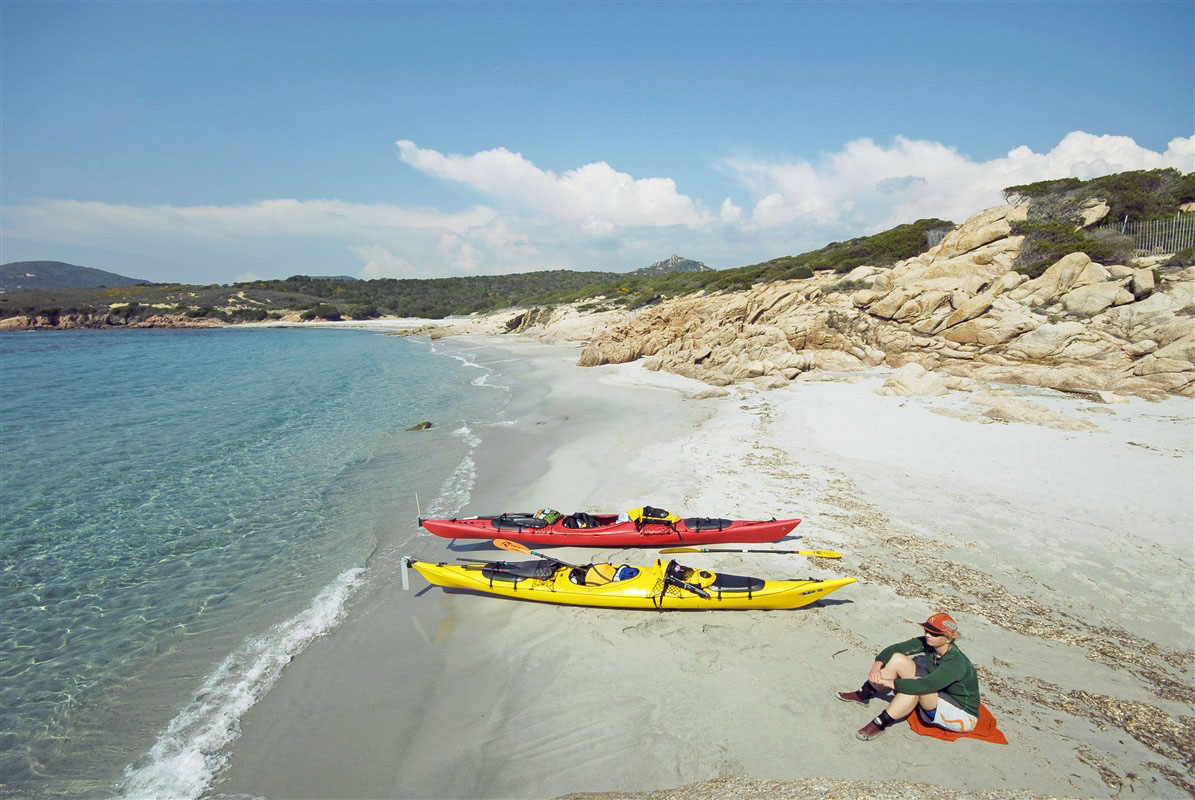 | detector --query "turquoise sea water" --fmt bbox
[0,328,505,798]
